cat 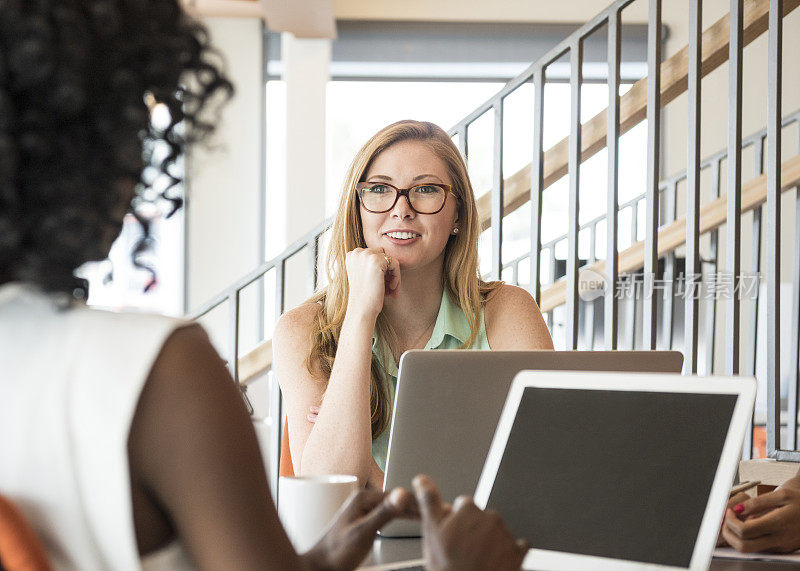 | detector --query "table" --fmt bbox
[359,538,800,570]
